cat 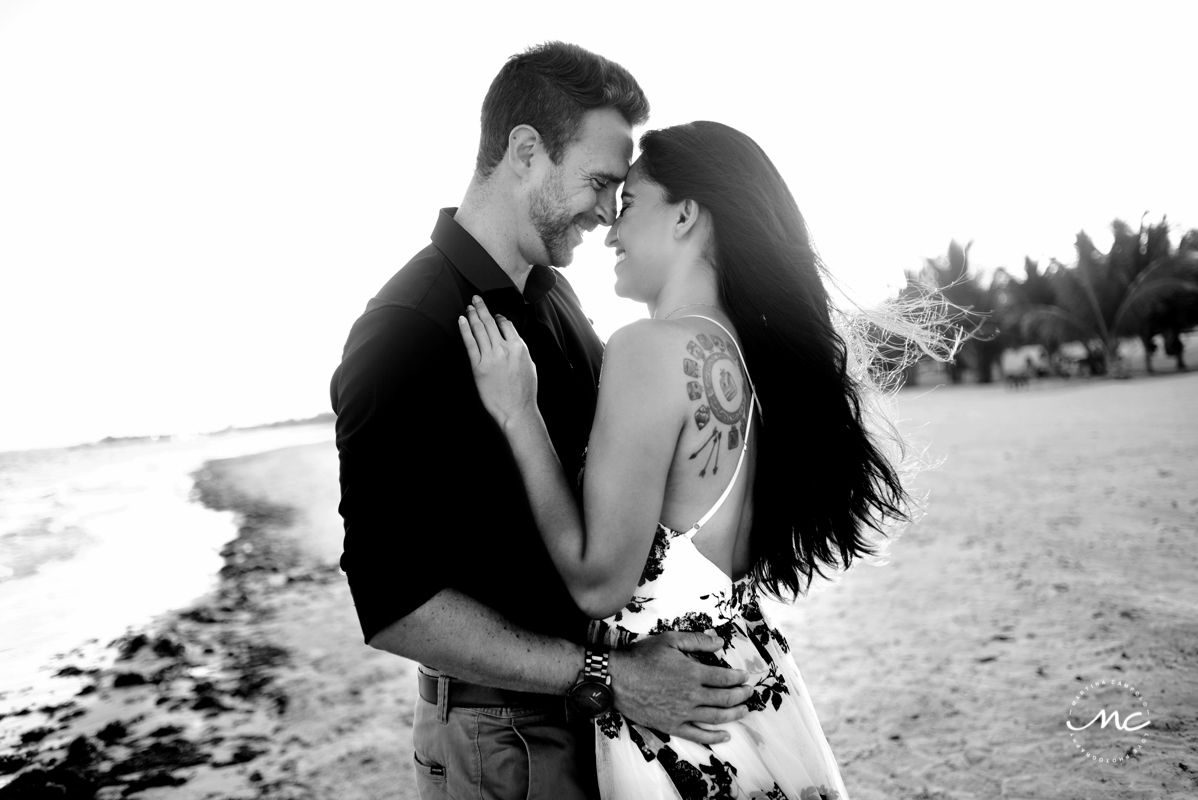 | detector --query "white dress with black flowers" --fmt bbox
[589,525,849,800]
[588,316,849,800]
